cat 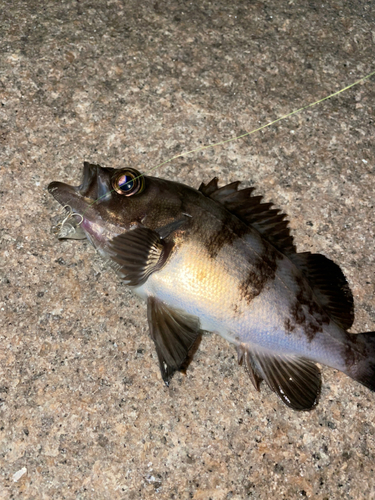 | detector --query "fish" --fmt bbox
[48,162,375,410]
